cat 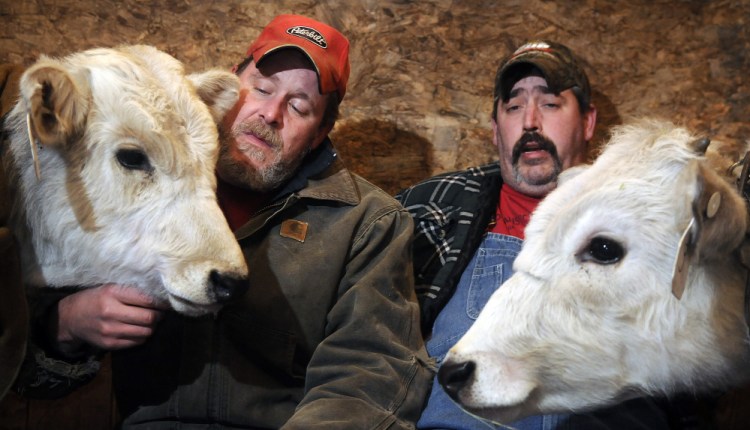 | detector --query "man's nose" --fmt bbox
[523,104,540,132]
[259,97,283,125]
